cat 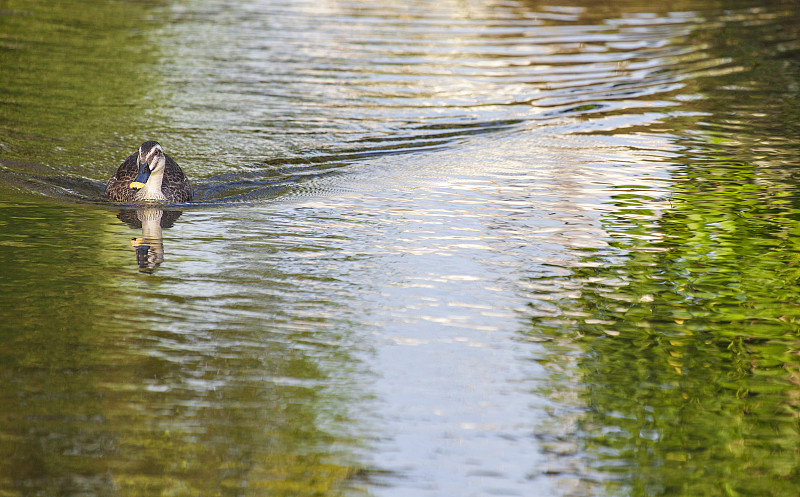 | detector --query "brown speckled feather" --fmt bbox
[104,151,192,203]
